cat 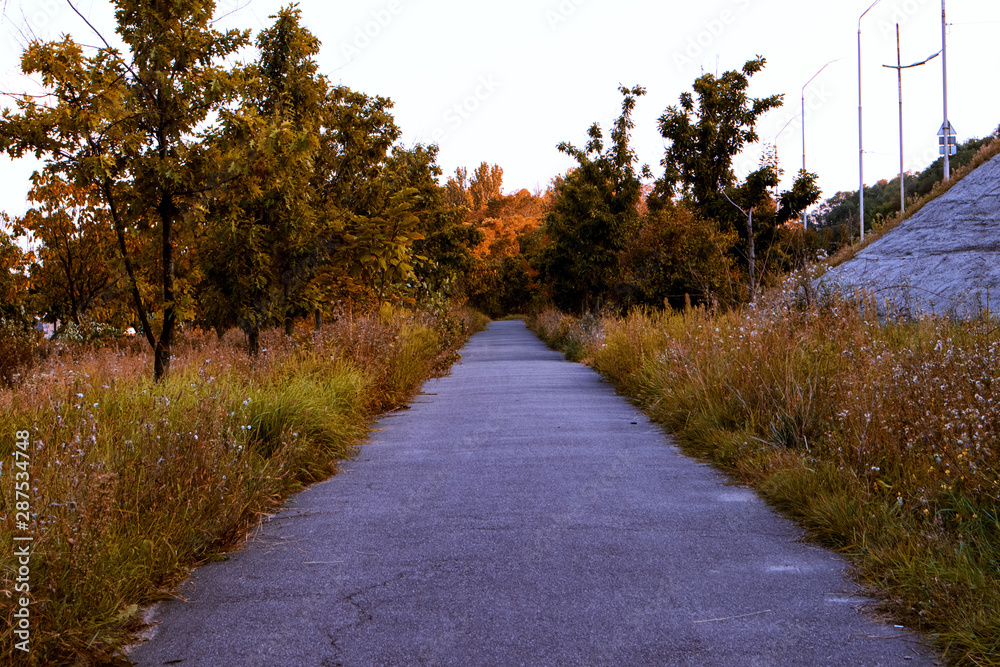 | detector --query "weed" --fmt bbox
[0,305,480,665]
[529,283,1000,666]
